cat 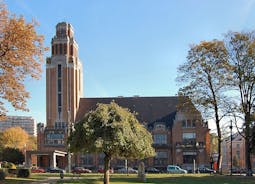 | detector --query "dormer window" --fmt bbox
[155,124,166,131]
